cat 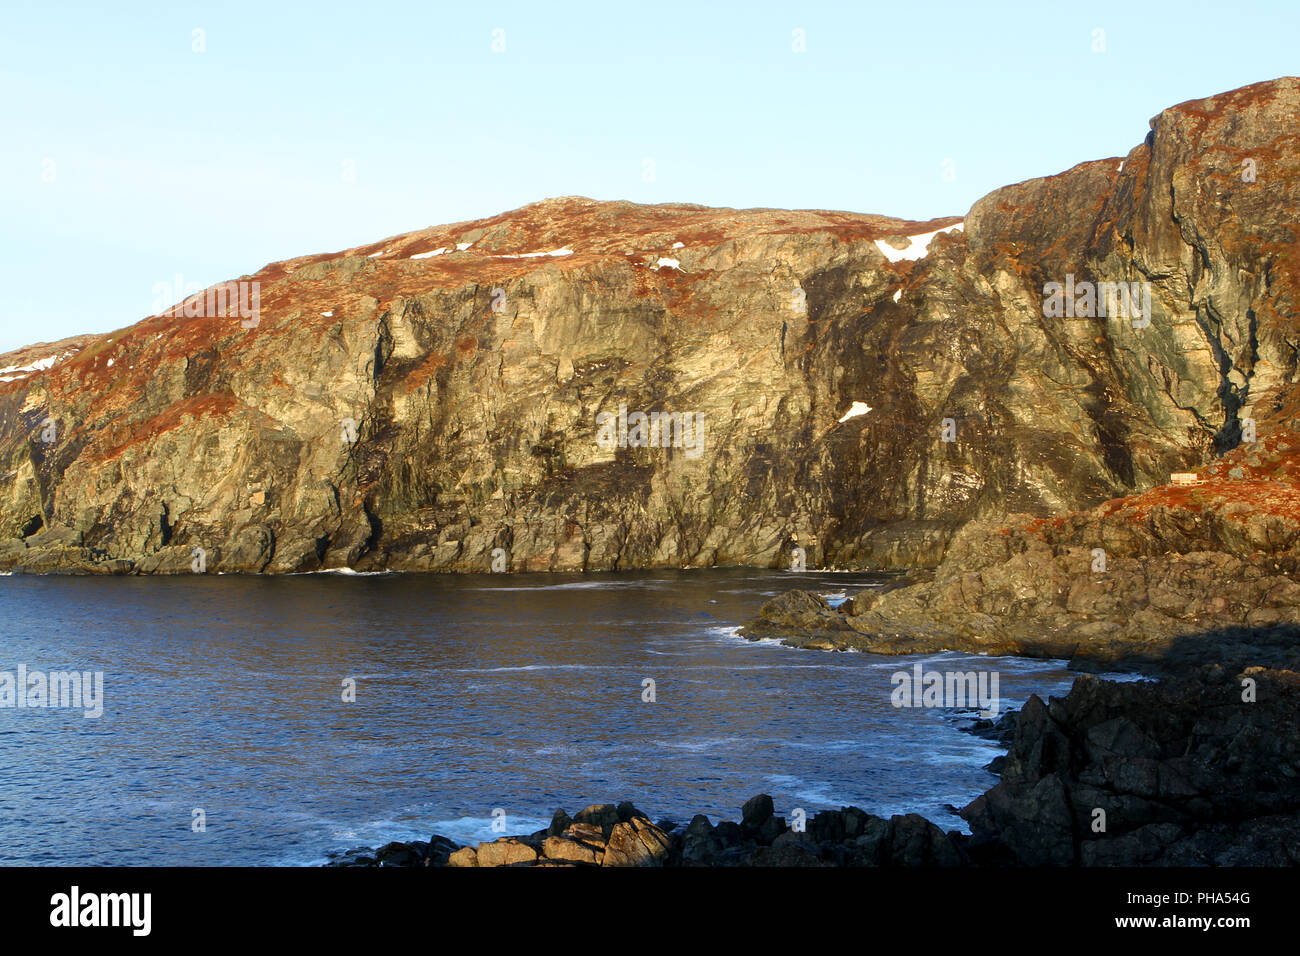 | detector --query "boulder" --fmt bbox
[474,838,538,867]
[446,847,478,868]
[601,819,671,867]
[541,836,600,865]
[741,794,774,830]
